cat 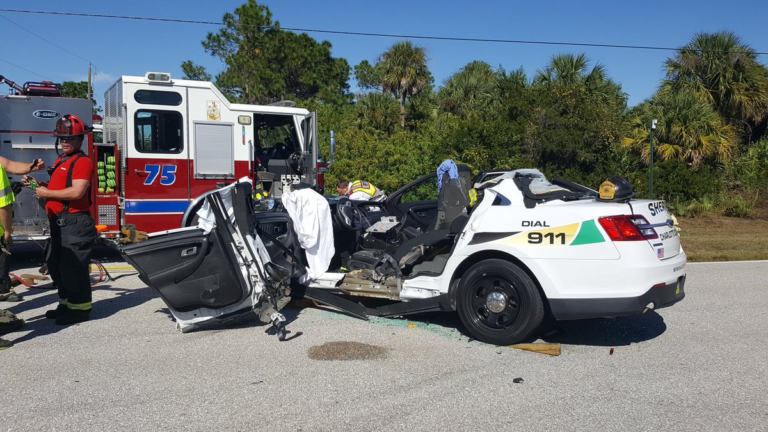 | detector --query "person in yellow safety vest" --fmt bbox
[0,155,45,349]
[336,180,386,201]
